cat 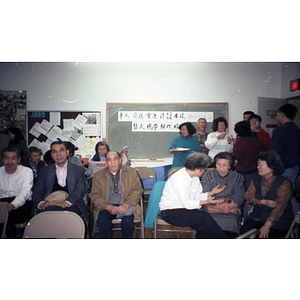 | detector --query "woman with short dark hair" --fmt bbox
[159,152,229,238]
[233,121,268,220]
[169,122,202,168]
[86,141,110,177]
[86,141,130,179]
[201,152,245,238]
[248,114,271,147]
[233,121,268,188]
[22,146,46,183]
[205,117,233,159]
[240,150,294,238]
